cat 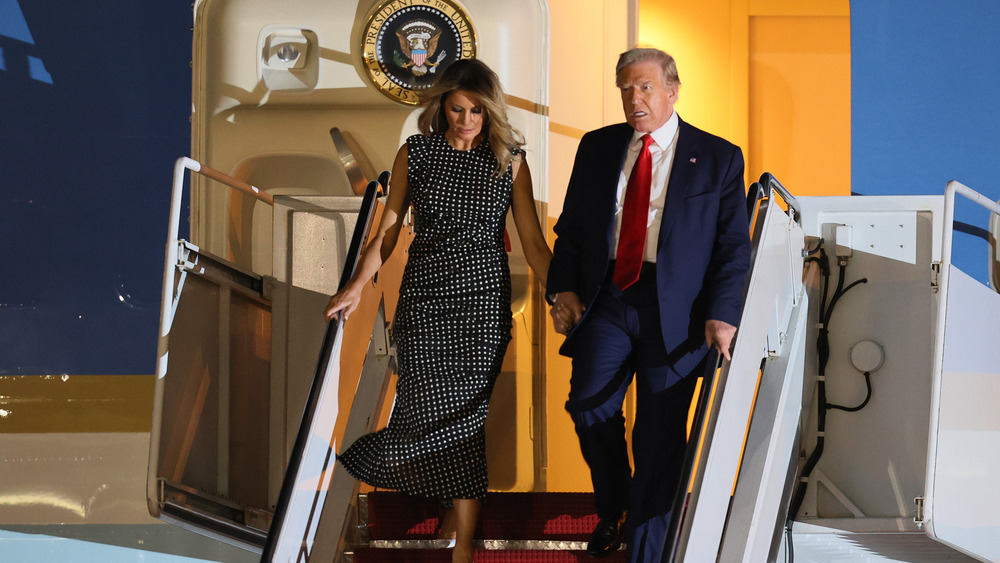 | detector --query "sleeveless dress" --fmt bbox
[337,133,516,503]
